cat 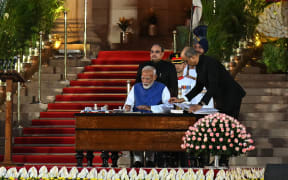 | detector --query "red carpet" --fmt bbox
[7,50,172,166]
